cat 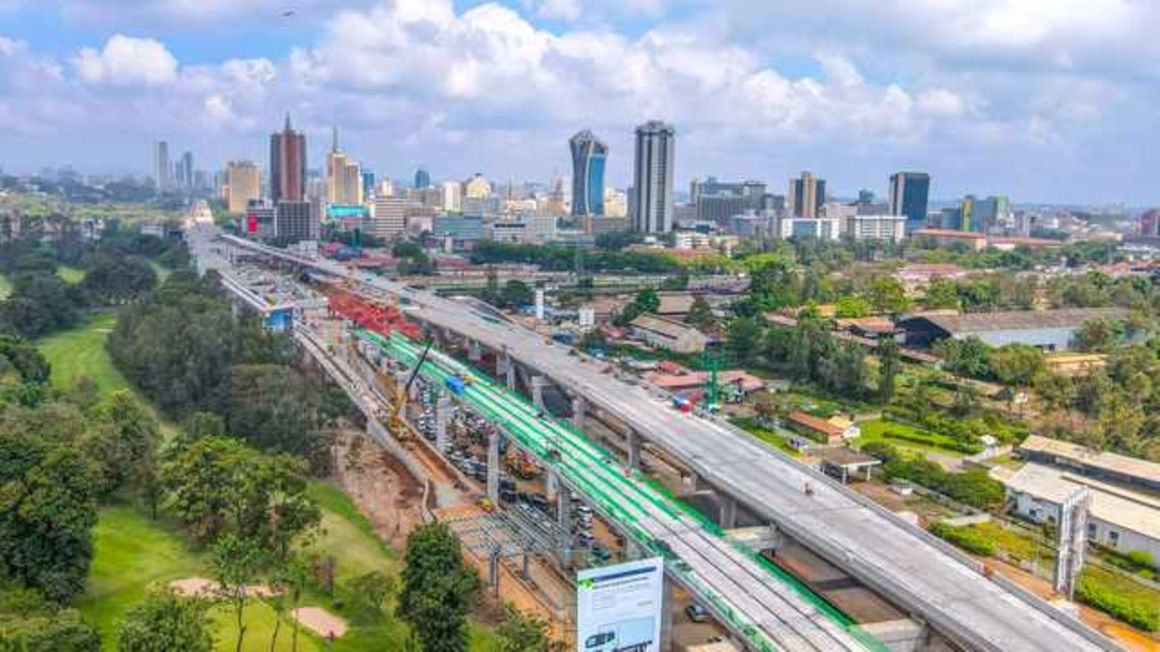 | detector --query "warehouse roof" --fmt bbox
[909,307,1127,335]
[630,313,703,340]
[1018,435,1160,484]
[992,463,1160,541]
